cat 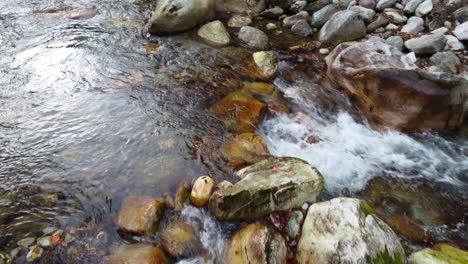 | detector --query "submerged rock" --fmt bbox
[211,90,266,133]
[252,51,279,80]
[197,20,230,47]
[238,26,270,49]
[190,176,215,207]
[117,196,165,235]
[409,243,468,264]
[175,180,190,210]
[220,133,270,165]
[148,0,215,34]
[104,244,169,264]
[296,198,405,264]
[226,222,287,264]
[208,157,325,220]
[319,10,367,46]
[326,38,468,132]
[227,15,252,27]
[161,218,201,257]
